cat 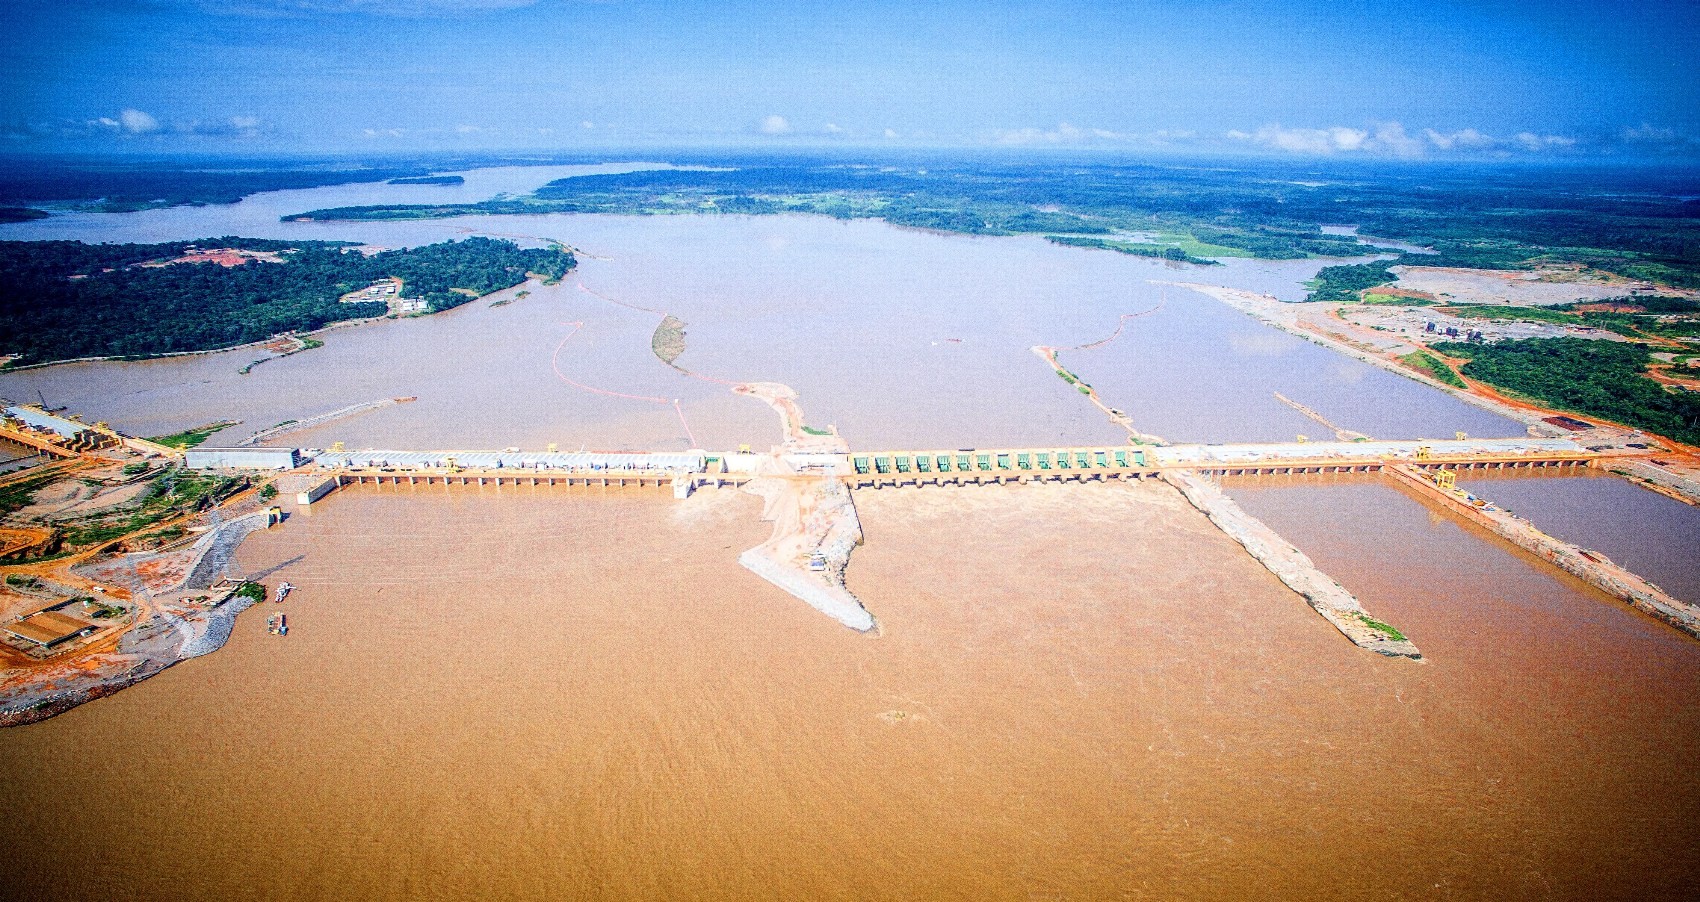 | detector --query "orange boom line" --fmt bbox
[550,321,699,447]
